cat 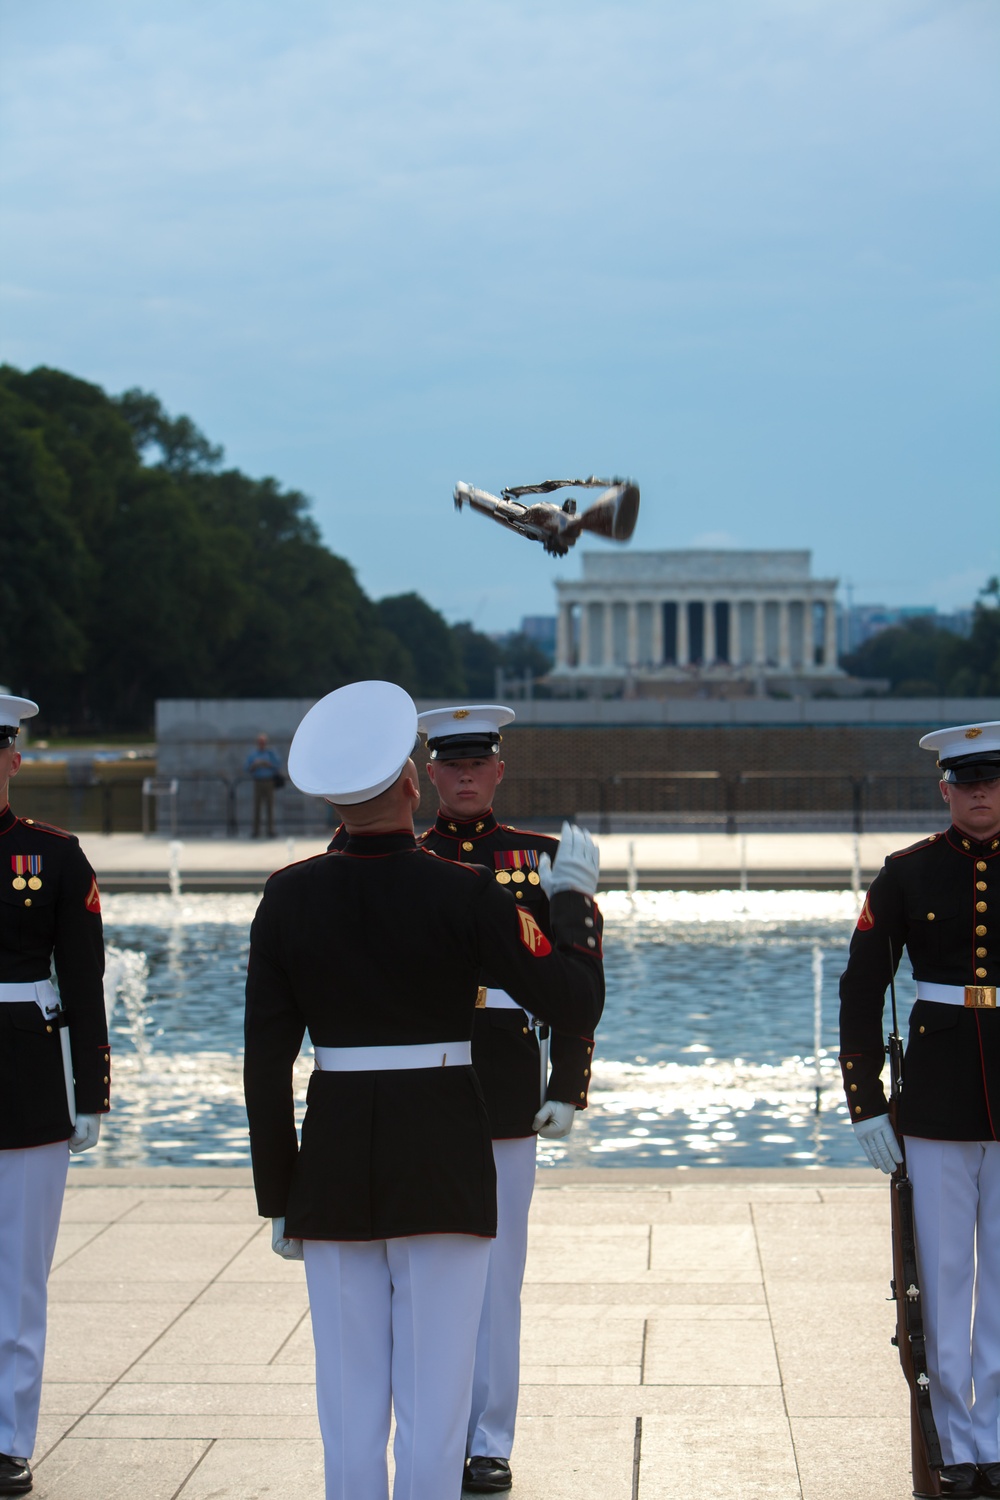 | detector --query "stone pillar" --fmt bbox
[704,600,716,664]
[602,600,614,666]
[627,602,639,665]
[677,600,690,666]
[730,600,742,666]
[753,599,765,665]
[651,599,664,666]
[824,597,837,667]
[778,600,791,669]
[802,599,814,671]
[578,602,590,668]
[556,602,572,668]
